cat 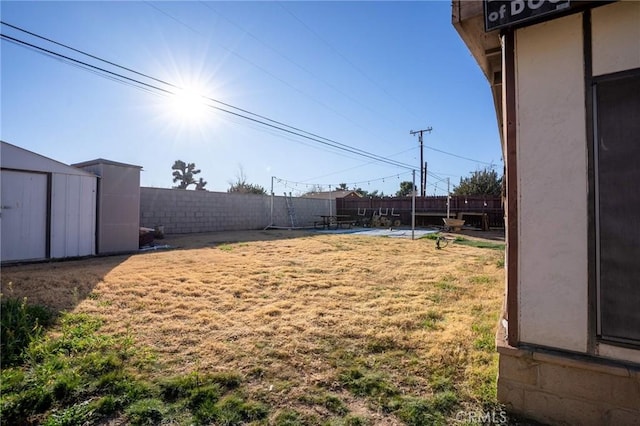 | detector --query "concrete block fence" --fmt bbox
[140,188,333,234]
